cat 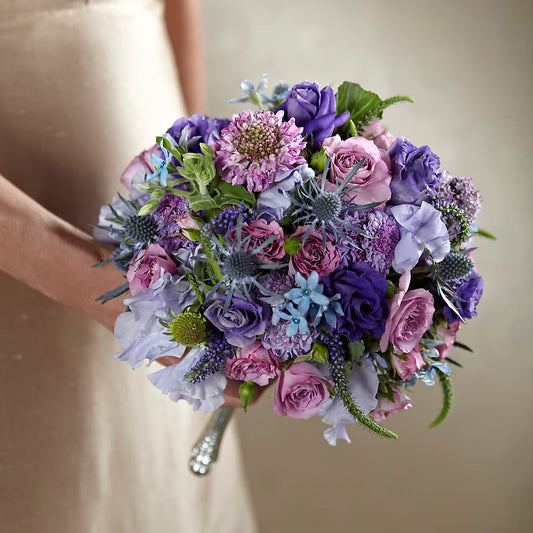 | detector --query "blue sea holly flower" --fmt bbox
[284,271,330,315]
[274,303,309,336]
[147,143,172,186]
